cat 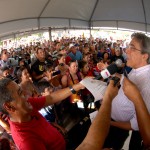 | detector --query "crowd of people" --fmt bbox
[0,32,150,150]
